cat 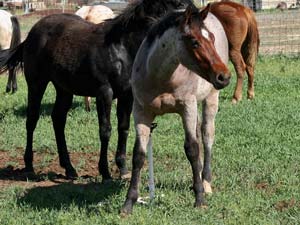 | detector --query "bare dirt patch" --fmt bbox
[0,148,121,190]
